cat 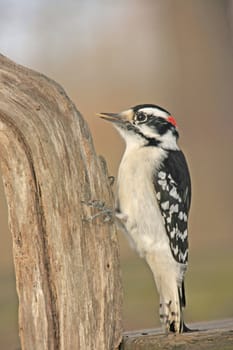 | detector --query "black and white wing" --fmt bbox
[154,150,191,264]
